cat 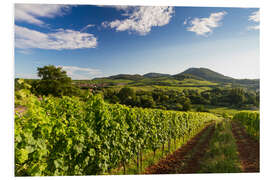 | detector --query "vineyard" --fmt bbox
[233,111,260,139]
[13,4,261,177]
[14,85,259,176]
[15,88,219,176]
